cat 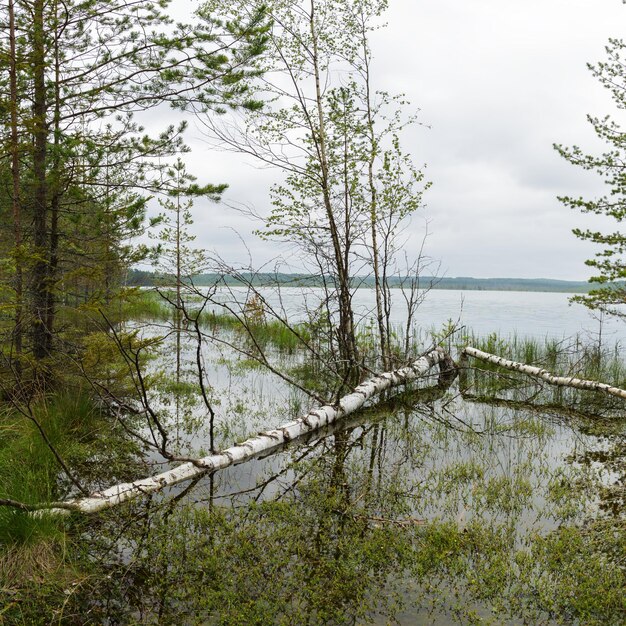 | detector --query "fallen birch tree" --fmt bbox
[35,347,455,516]
[463,346,626,400]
